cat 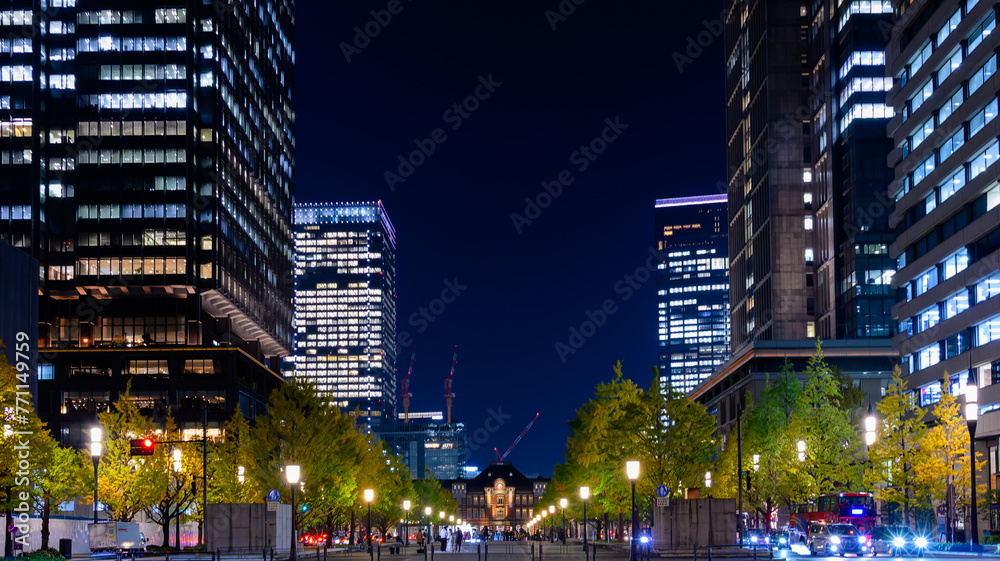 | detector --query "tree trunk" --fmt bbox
[325,514,334,547]
[350,510,357,545]
[42,498,51,550]
[163,516,171,547]
[5,501,13,558]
